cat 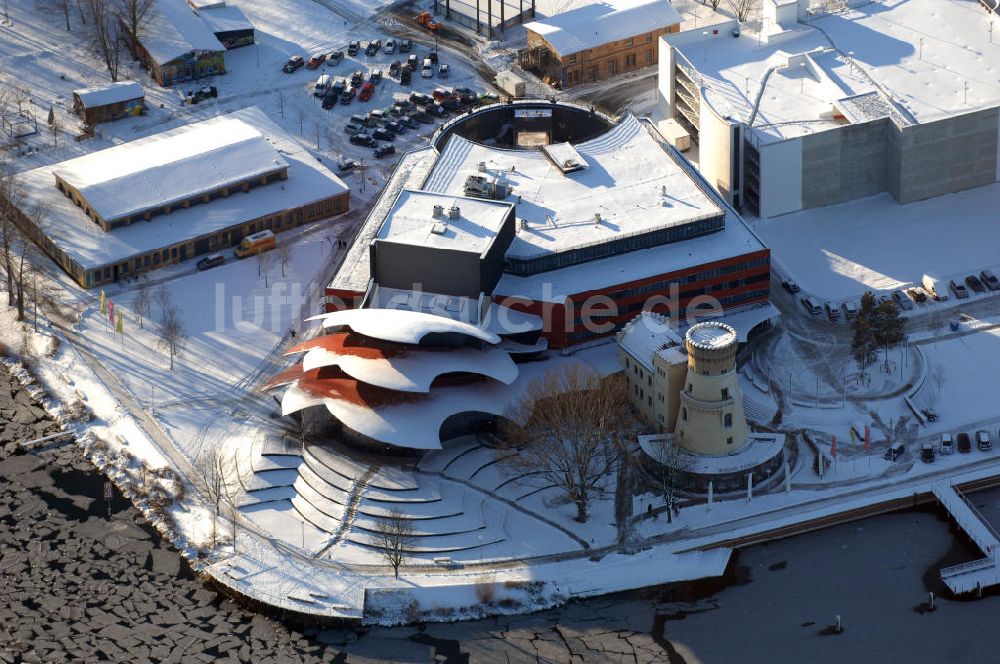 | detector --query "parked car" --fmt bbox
[400,68,412,85]
[350,70,364,85]
[408,109,433,124]
[370,69,383,83]
[781,278,800,294]
[421,57,434,78]
[368,108,389,122]
[801,296,822,316]
[966,274,985,293]
[340,85,356,104]
[891,289,913,310]
[399,39,412,53]
[327,50,344,66]
[374,144,396,158]
[282,55,304,73]
[365,39,381,56]
[877,293,894,307]
[185,86,218,104]
[425,102,447,116]
[321,91,339,109]
[907,287,928,303]
[350,133,376,147]
[336,158,359,174]
[426,51,438,64]
[407,54,419,71]
[349,113,368,126]
[842,300,858,321]
[950,279,969,299]
[452,86,476,100]
[383,120,405,134]
[920,444,935,464]
[824,301,840,321]
[358,81,376,102]
[196,254,225,271]
[409,91,434,106]
[306,52,326,69]
[432,87,452,101]
[389,60,402,77]
[372,127,395,141]
[384,38,396,54]
[438,97,462,111]
[438,63,450,78]
[398,115,419,129]
[343,122,364,135]
[977,430,992,451]
[313,73,332,97]
[884,443,904,462]
[347,40,360,56]
[981,269,1000,291]
[394,98,415,110]
[940,433,954,455]
[957,431,972,454]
